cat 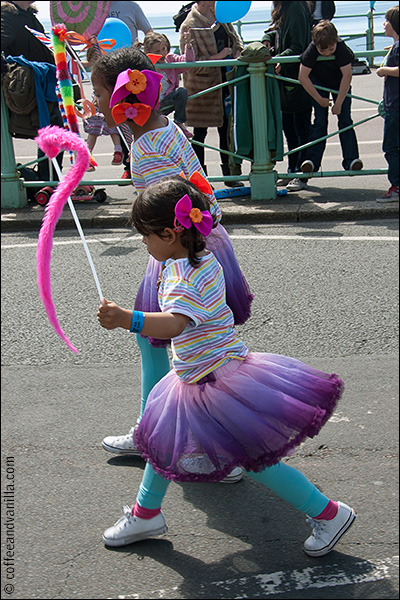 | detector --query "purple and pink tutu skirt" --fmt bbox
[134,353,344,482]
[134,223,254,347]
